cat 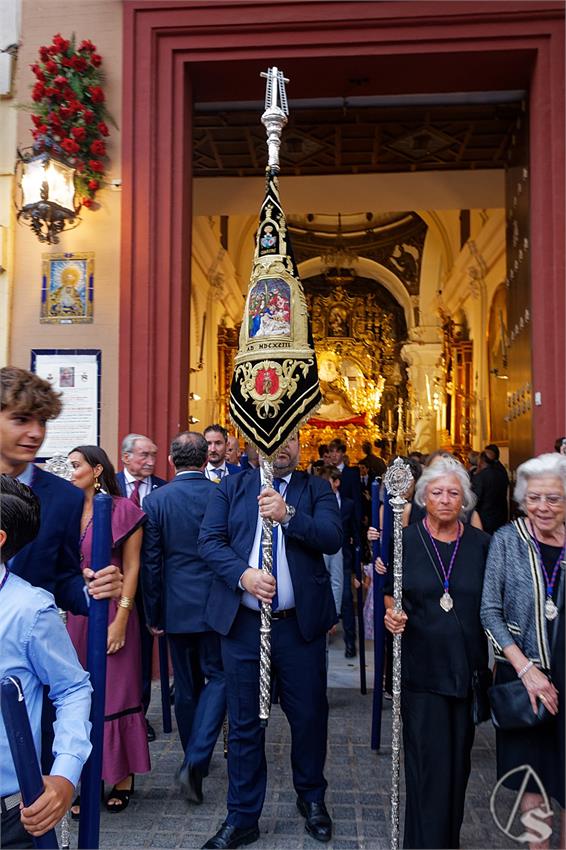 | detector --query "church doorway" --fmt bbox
[120,1,564,471]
